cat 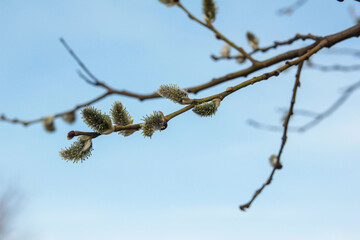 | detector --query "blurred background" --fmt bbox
[0,0,359,239]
